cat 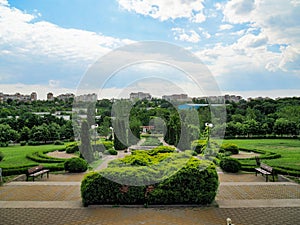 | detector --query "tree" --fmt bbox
[80,120,94,163]
[30,124,50,143]
[0,124,19,143]
[48,122,60,141]
[19,126,30,142]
